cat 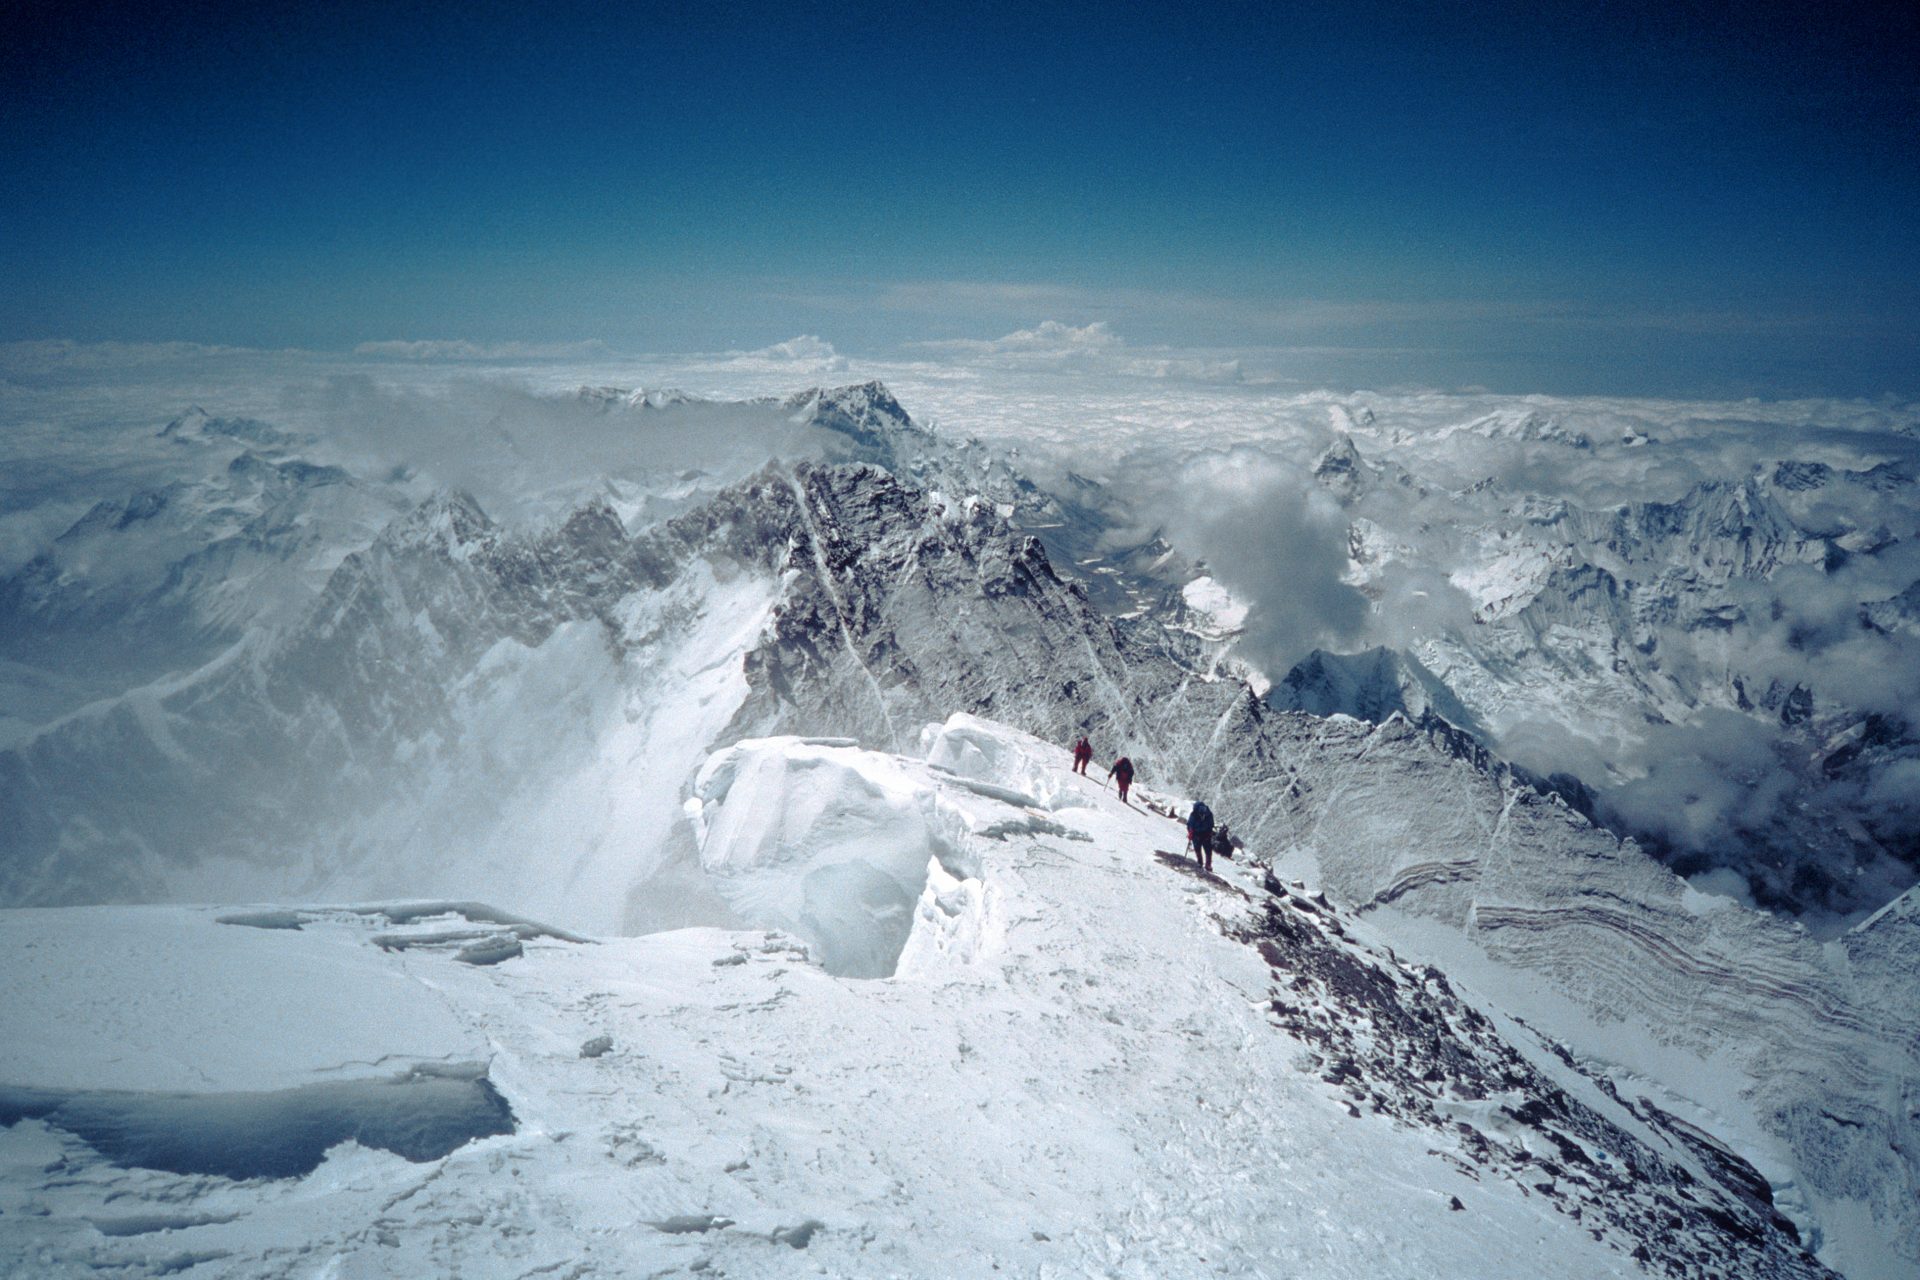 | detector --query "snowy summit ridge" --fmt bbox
[0,719,1839,1278]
